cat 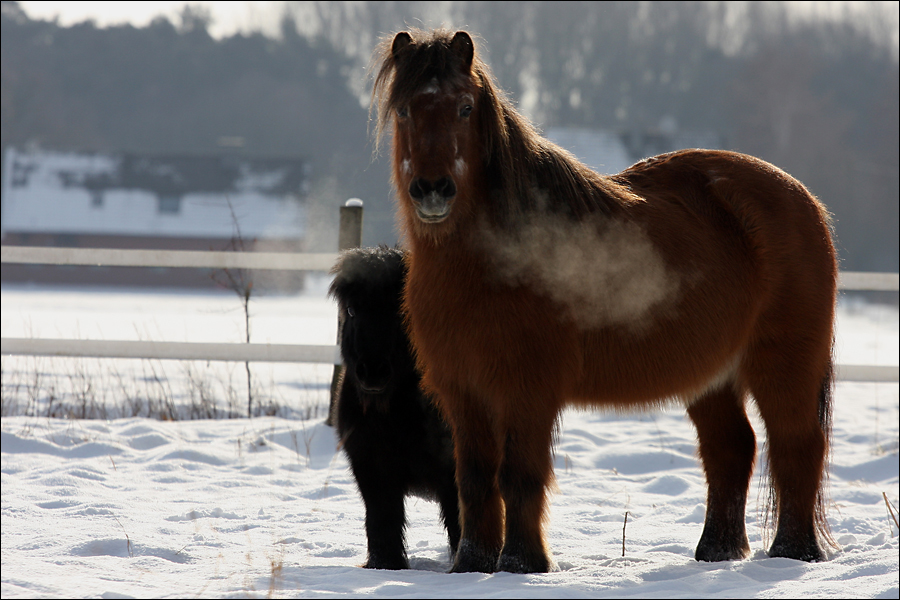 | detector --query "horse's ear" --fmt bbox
[450,31,474,70]
[392,31,413,59]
